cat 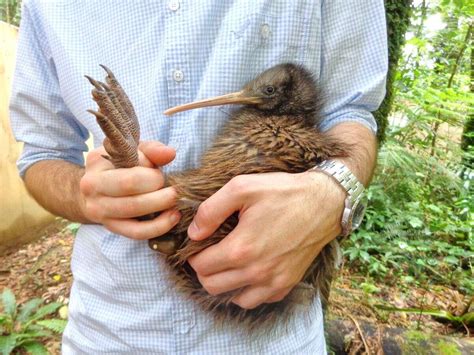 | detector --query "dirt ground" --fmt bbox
[1,221,471,353]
